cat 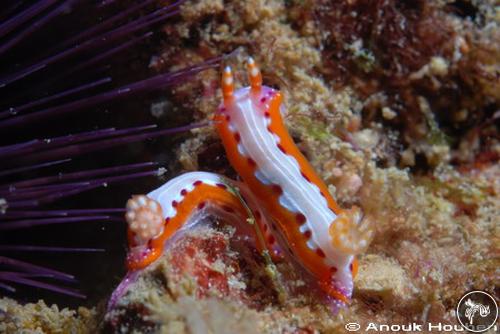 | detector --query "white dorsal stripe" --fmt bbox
[148,172,220,219]
[226,86,353,275]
